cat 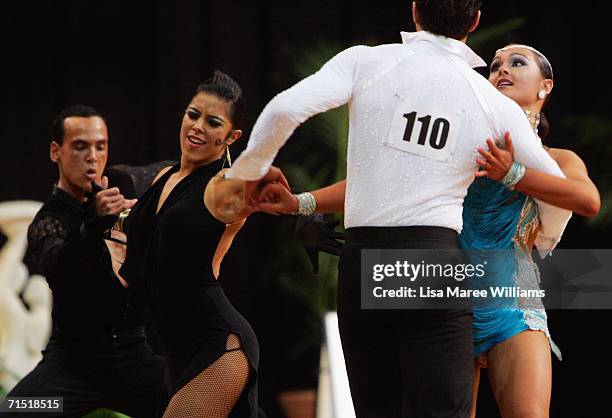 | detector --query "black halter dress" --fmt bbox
[120,158,260,417]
